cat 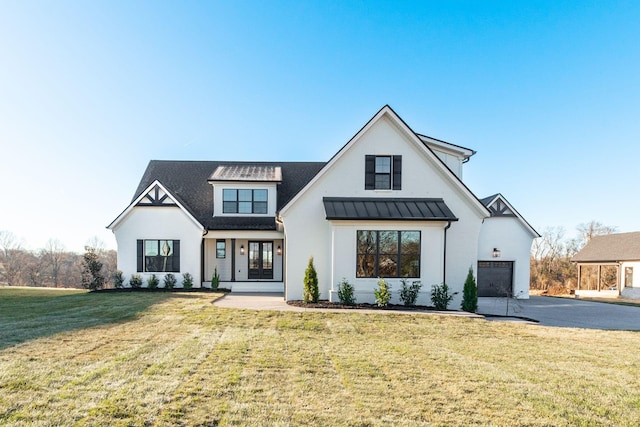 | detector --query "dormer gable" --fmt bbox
[209,165,282,183]
[208,164,281,217]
